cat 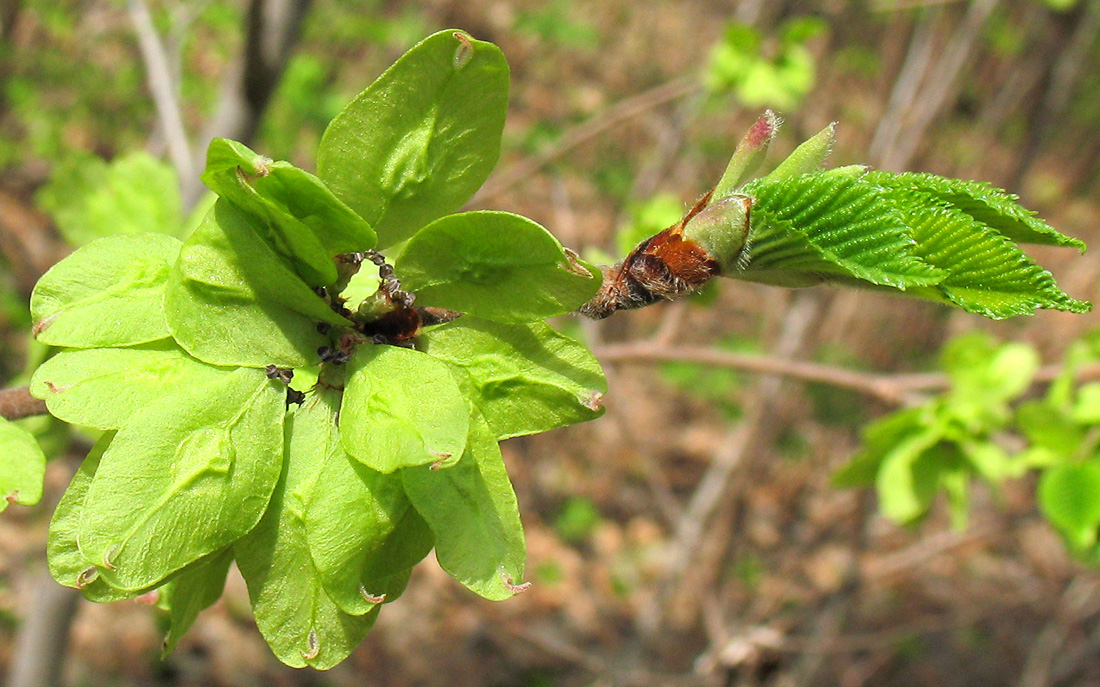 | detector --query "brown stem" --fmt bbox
[0,386,47,421]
